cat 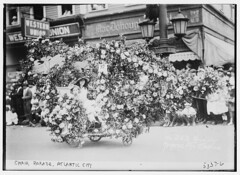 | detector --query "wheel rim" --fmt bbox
[89,136,102,142]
